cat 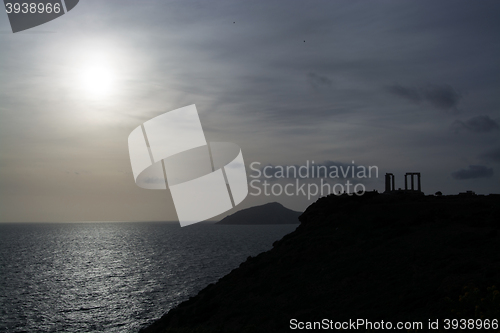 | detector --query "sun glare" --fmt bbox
[80,65,114,97]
